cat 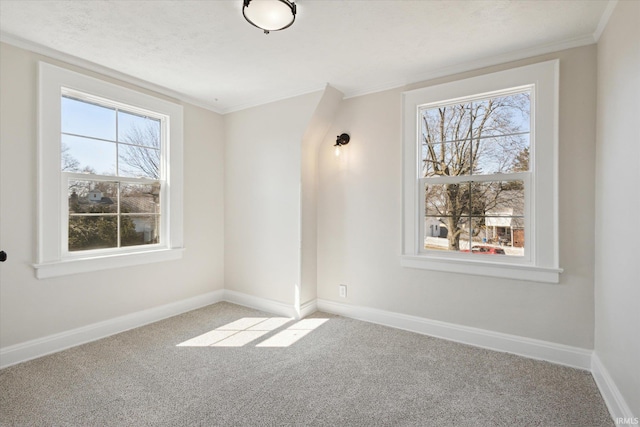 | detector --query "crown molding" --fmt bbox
[220,84,328,114]
[343,33,596,100]
[0,32,224,115]
[2,27,598,114]
[593,0,619,42]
